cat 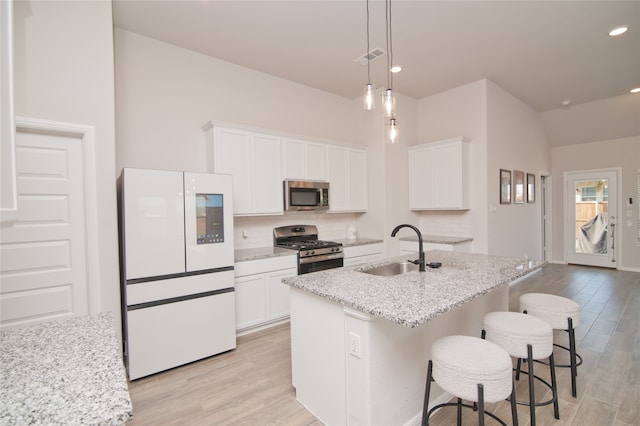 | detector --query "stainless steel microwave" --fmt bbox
[283,180,330,212]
